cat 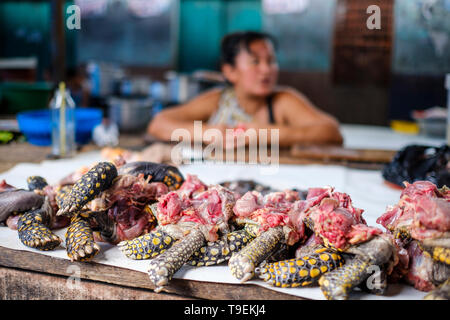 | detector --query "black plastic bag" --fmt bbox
[382,144,450,188]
